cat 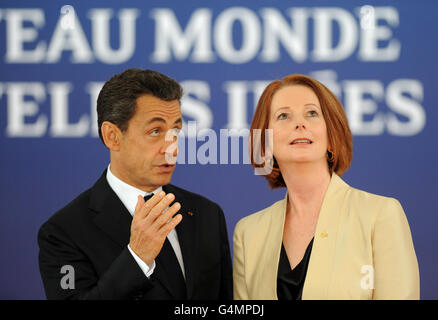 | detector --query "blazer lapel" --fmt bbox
[163,184,197,299]
[89,170,133,248]
[249,173,351,300]
[302,173,350,299]
[245,198,286,299]
[260,199,287,299]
